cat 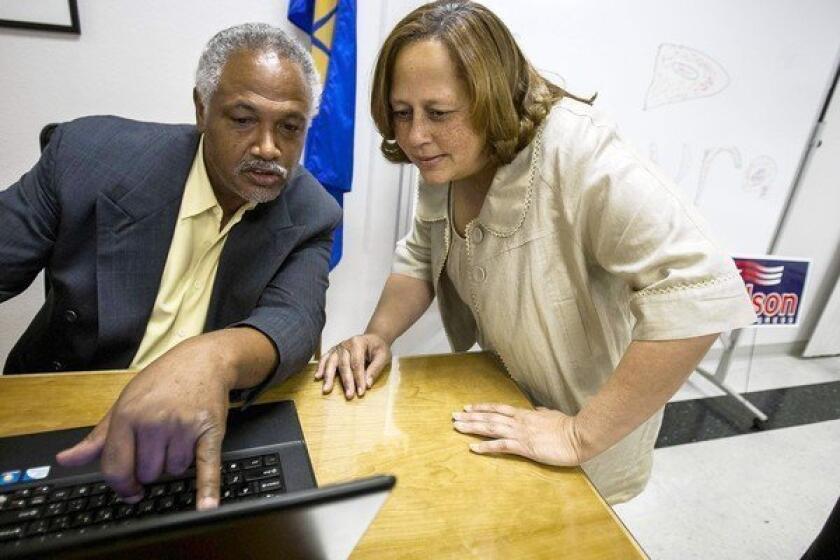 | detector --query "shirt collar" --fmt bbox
[475,130,540,237]
[180,136,257,221]
[415,125,541,237]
